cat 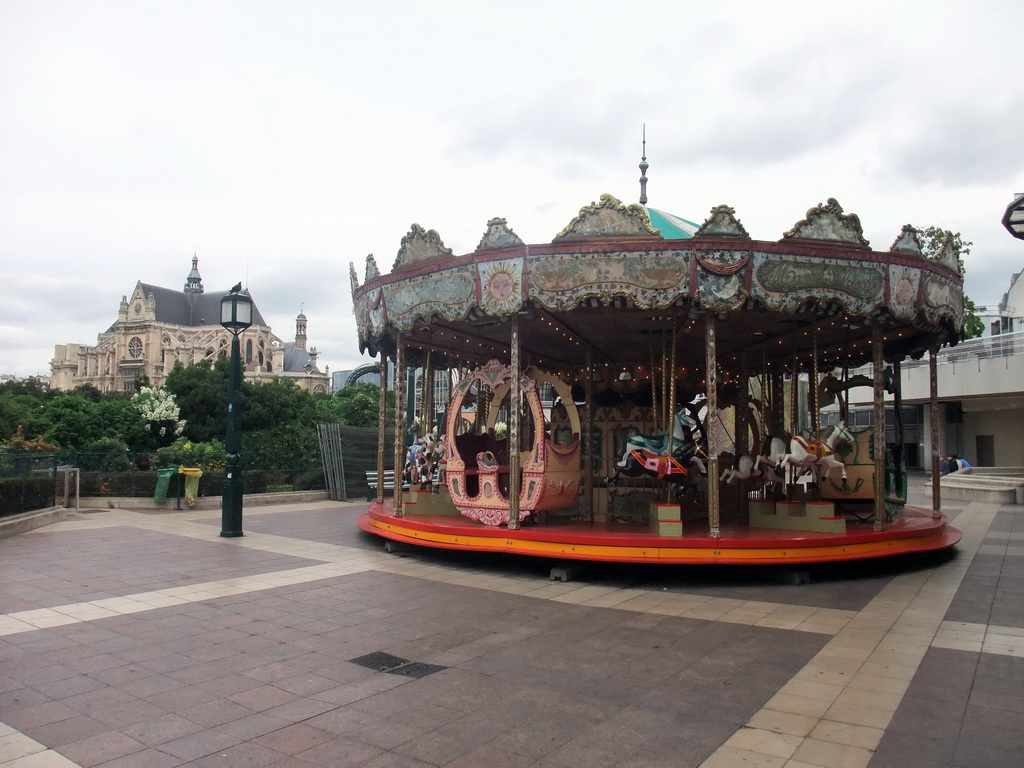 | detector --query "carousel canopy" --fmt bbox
[349,194,965,380]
